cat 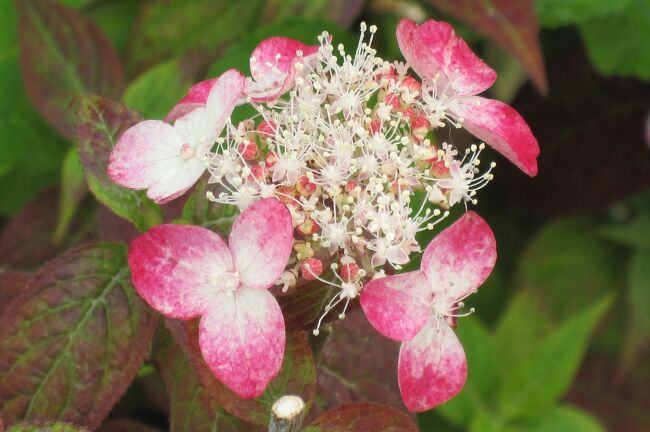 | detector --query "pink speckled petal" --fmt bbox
[421,211,496,302]
[396,19,495,95]
[165,77,218,122]
[107,120,205,203]
[398,318,466,412]
[360,271,432,342]
[203,69,246,139]
[229,198,293,289]
[451,96,540,176]
[199,288,285,398]
[128,224,233,320]
[250,36,319,79]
